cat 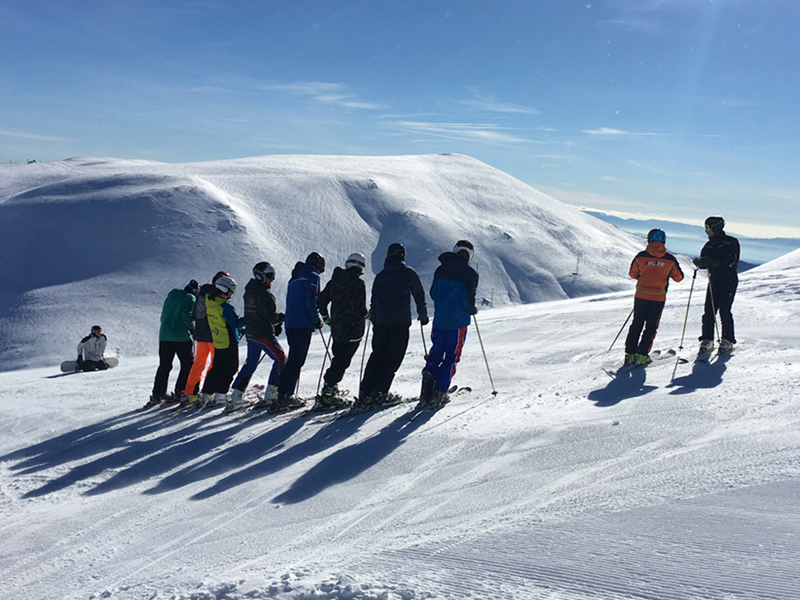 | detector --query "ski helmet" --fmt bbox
[184,279,199,294]
[387,243,406,260]
[91,325,102,333]
[345,252,366,273]
[704,216,725,233]
[214,275,237,295]
[306,252,326,274]
[453,240,474,262]
[212,270,230,283]
[647,229,666,243]
[253,261,275,283]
